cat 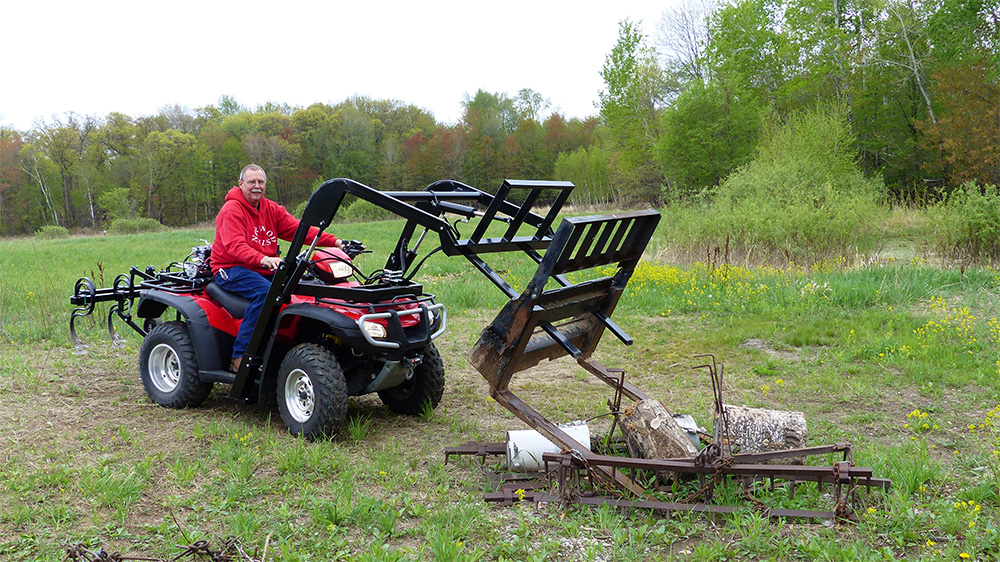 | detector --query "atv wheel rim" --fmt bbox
[149,343,181,393]
[285,369,315,423]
